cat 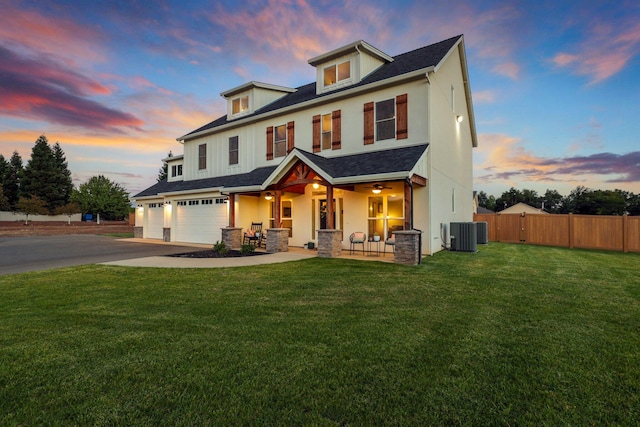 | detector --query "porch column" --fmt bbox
[228,194,235,227]
[394,230,421,265]
[317,229,342,257]
[266,228,289,253]
[275,191,282,227]
[326,184,335,229]
[221,227,242,250]
[404,180,412,230]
